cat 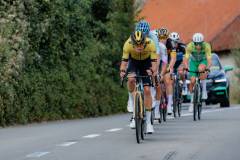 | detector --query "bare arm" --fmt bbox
[169,51,176,72]
[120,61,128,72]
